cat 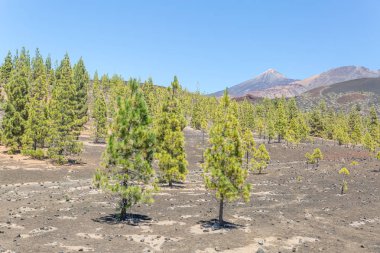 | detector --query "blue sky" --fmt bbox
[0,0,379,93]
